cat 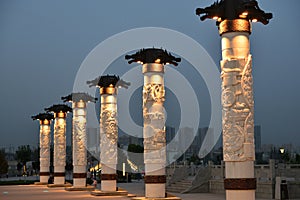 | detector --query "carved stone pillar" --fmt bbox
[196,1,272,199]
[39,119,52,183]
[220,19,256,200]
[53,111,67,185]
[32,113,54,184]
[125,48,181,199]
[61,93,96,189]
[100,86,118,191]
[143,63,166,198]
[72,101,87,187]
[44,105,71,186]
